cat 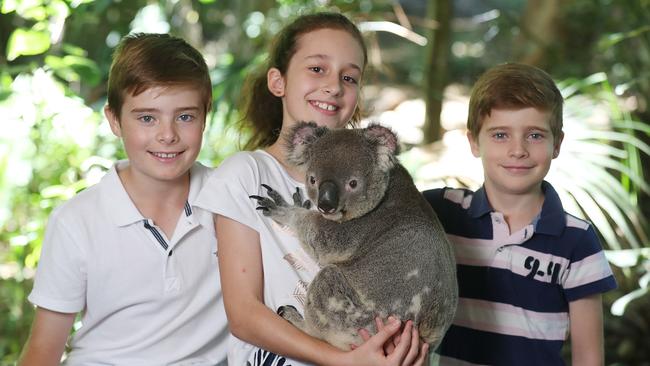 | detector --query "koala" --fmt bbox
[251,121,458,350]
